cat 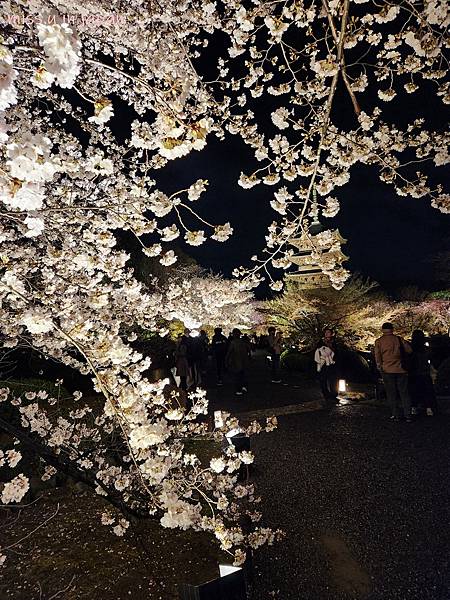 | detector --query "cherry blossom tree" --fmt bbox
[0,0,279,568]
[215,0,449,290]
[0,0,448,569]
[158,265,259,331]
